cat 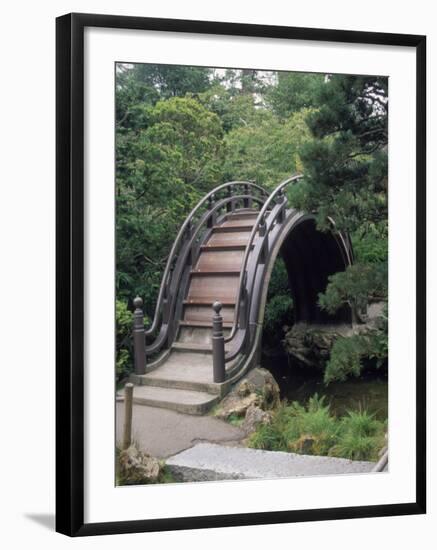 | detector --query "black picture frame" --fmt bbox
[56,12,426,537]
